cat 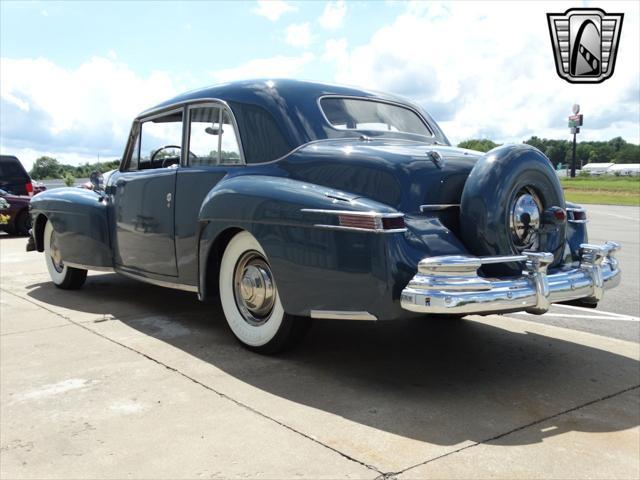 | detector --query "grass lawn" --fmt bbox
[560,176,640,206]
